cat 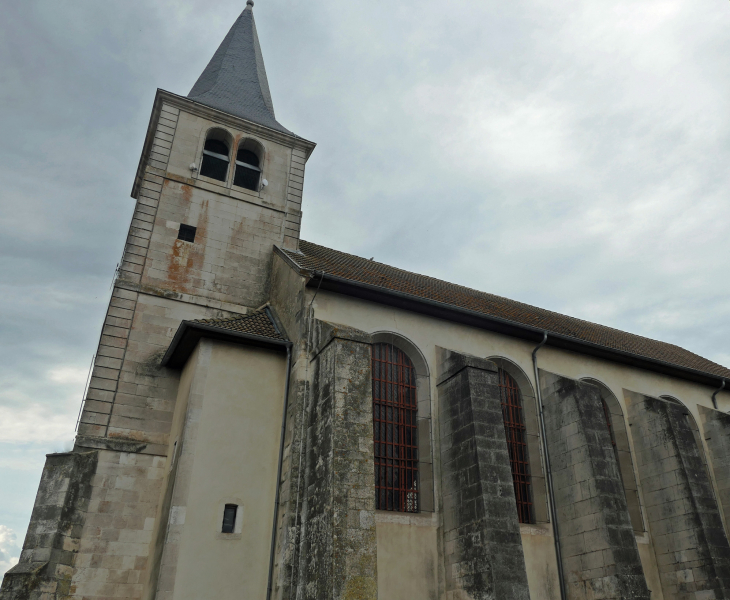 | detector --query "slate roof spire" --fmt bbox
[188,2,290,134]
